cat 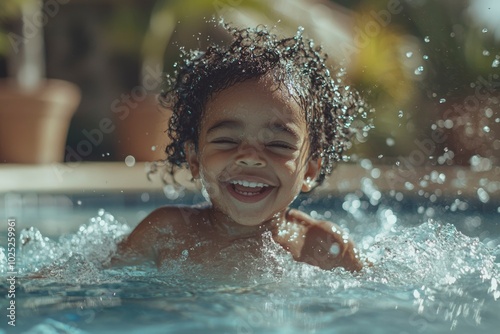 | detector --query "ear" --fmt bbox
[184,141,200,179]
[301,158,321,192]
